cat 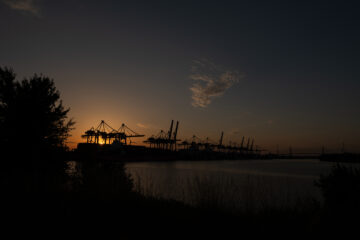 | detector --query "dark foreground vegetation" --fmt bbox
[2,153,360,238]
[1,67,360,238]
[320,152,360,163]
